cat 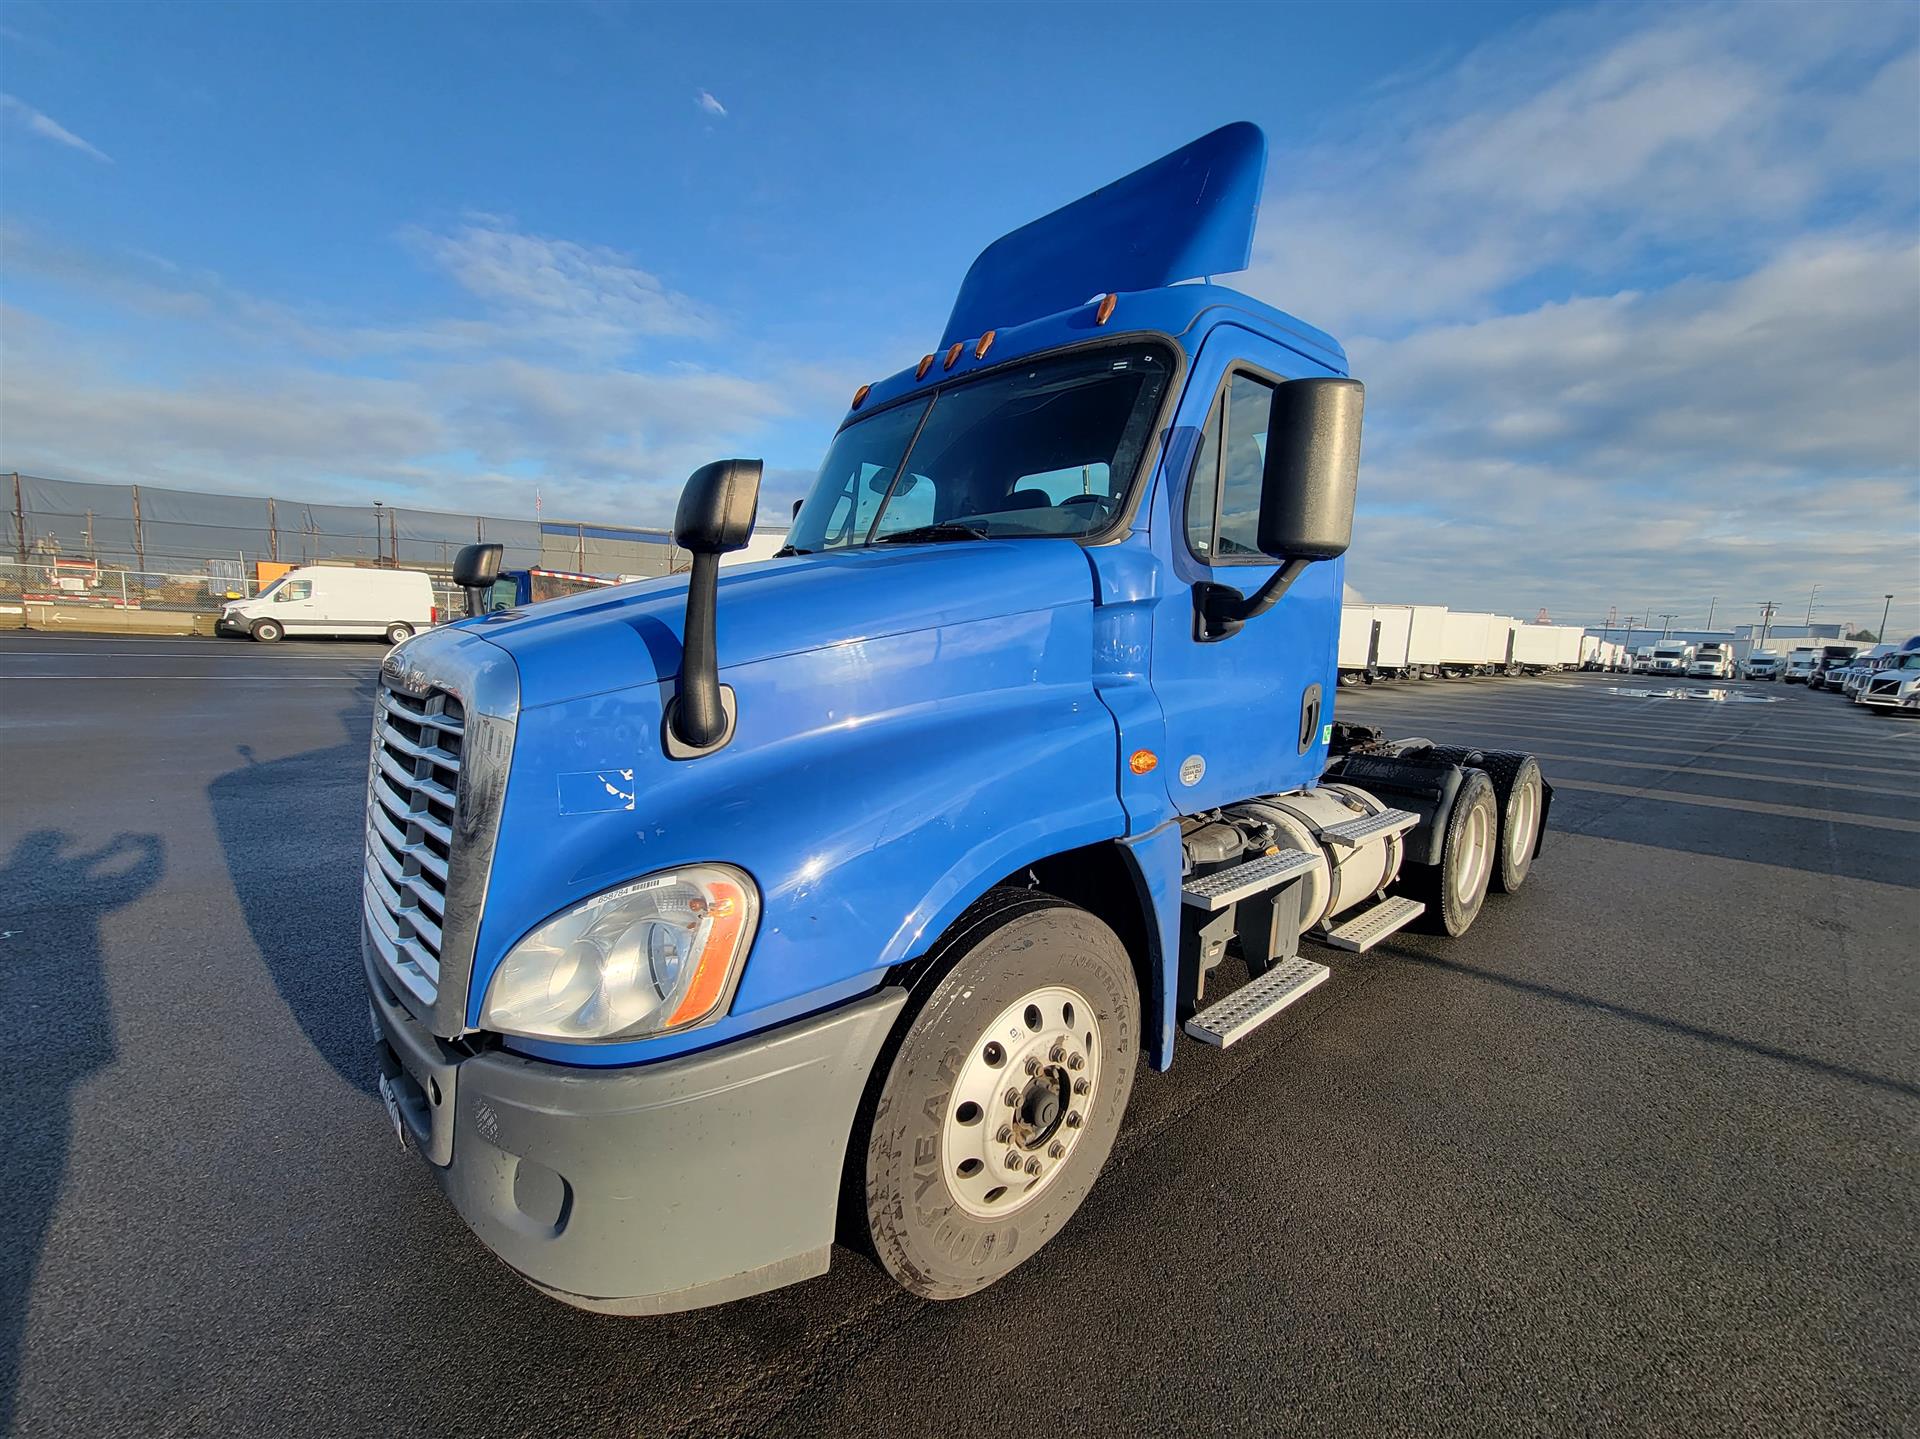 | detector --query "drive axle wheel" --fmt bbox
[1410,768,1497,936]
[858,890,1138,1300]
[1424,746,1547,894]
